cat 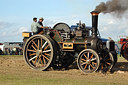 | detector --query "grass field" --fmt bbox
[0,55,128,85]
